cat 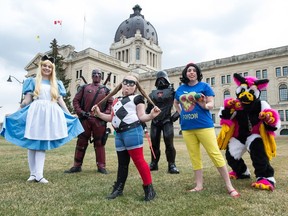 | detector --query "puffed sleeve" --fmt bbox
[57,80,67,97]
[22,77,35,95]
[134,95,145,105]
